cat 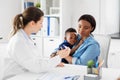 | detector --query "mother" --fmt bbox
[65,14,100,65]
